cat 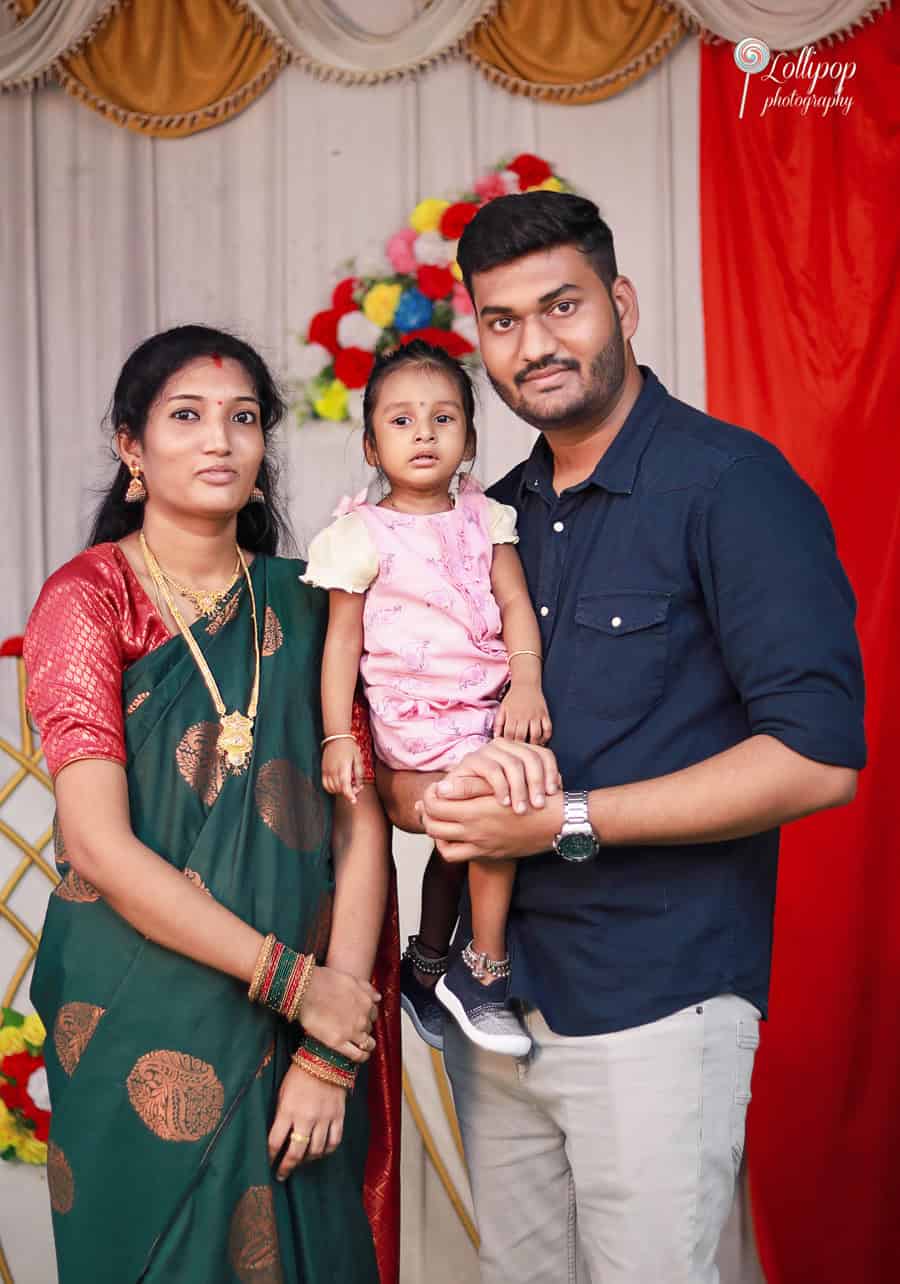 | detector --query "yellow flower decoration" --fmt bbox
[526,177,565,193]
[450,260,463,283]
[409,199,450,234]
[18,1134,48,1165]
[0,1026,26,1056]
[362,282,403,329]
[0,1100,10,1127]
[314,379,349,422]
[21,1014,46,1048]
